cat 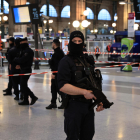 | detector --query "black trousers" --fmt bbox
[7,68,13,92]
[51,77,59,104]
[64,100,95,140]
[20,69,35,100]
[11,68,20,97]
[96,54,100,60]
